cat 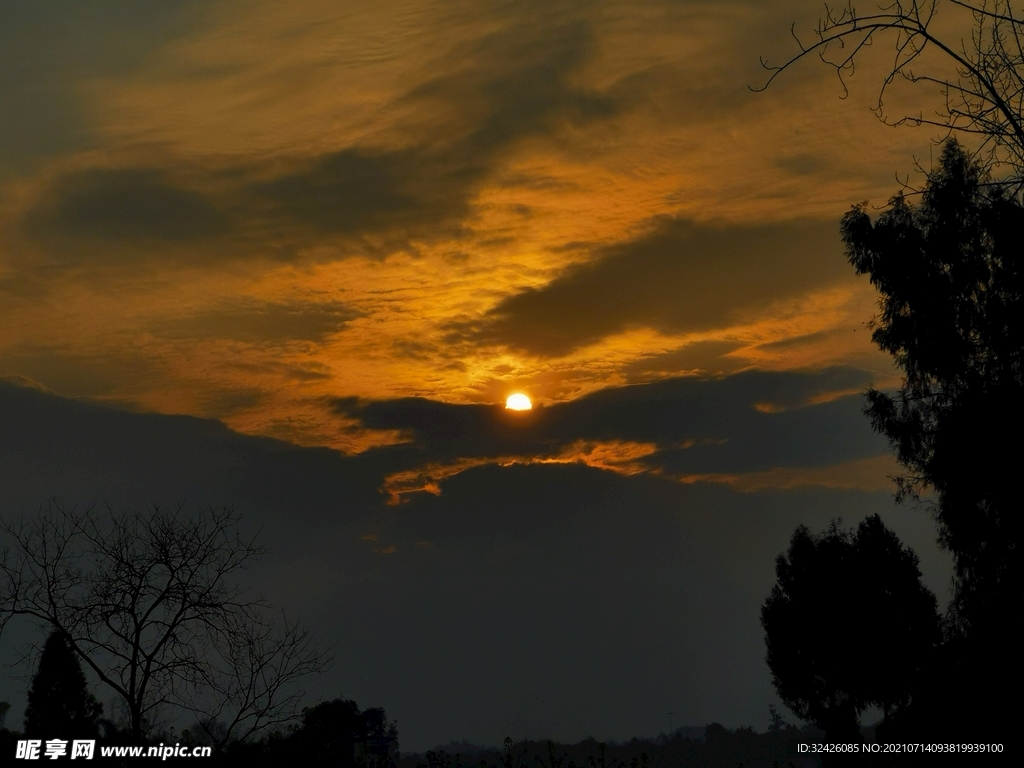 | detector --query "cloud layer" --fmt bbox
[0,0,923,439]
